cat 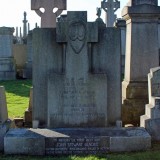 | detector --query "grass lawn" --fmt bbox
[0,80,32,119]
[0,80,160,159]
